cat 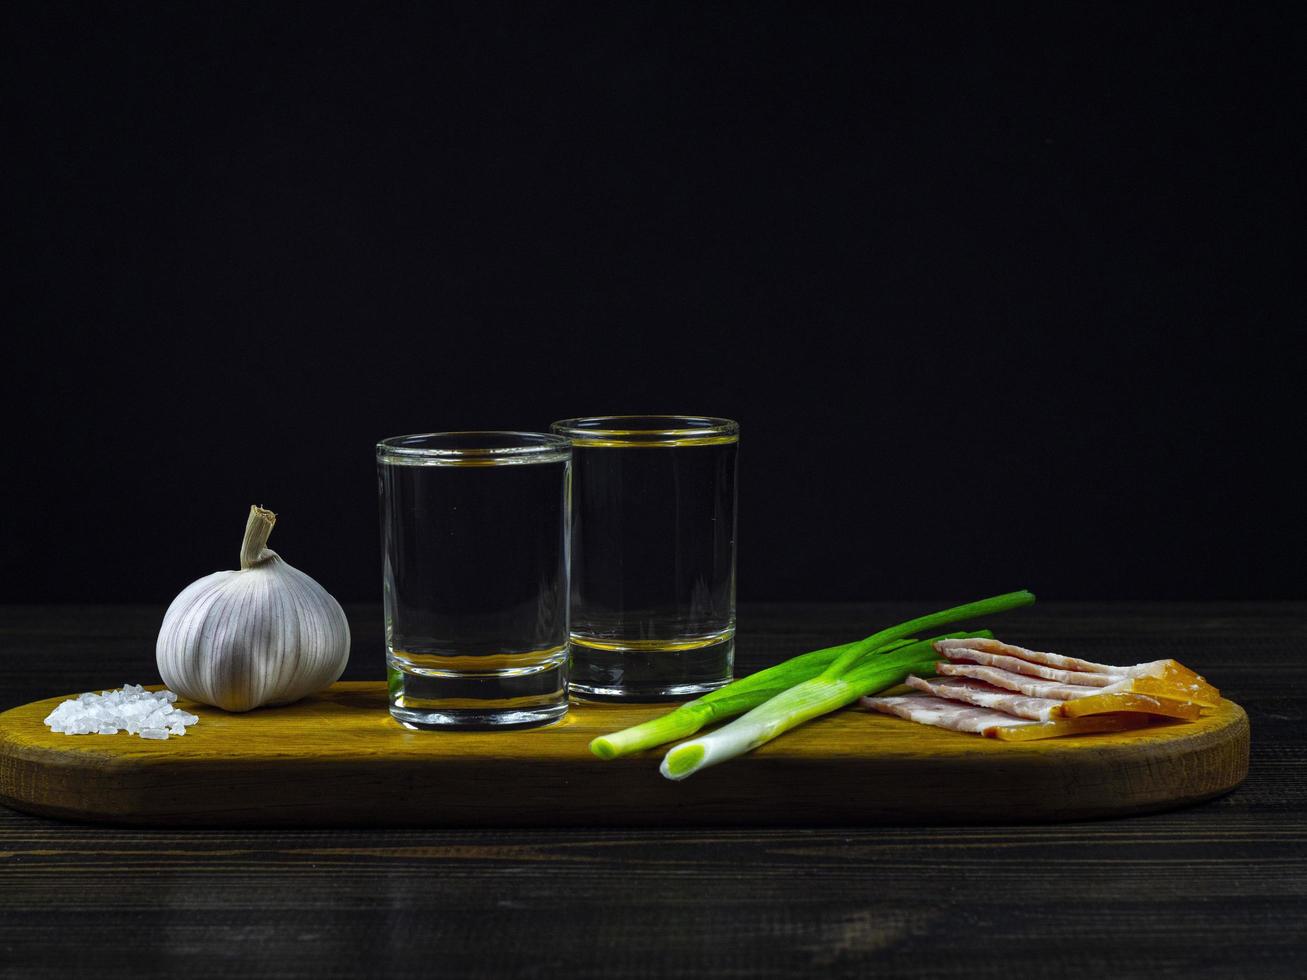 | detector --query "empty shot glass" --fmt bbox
[377,432,571,729]
[550,415,738,700]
